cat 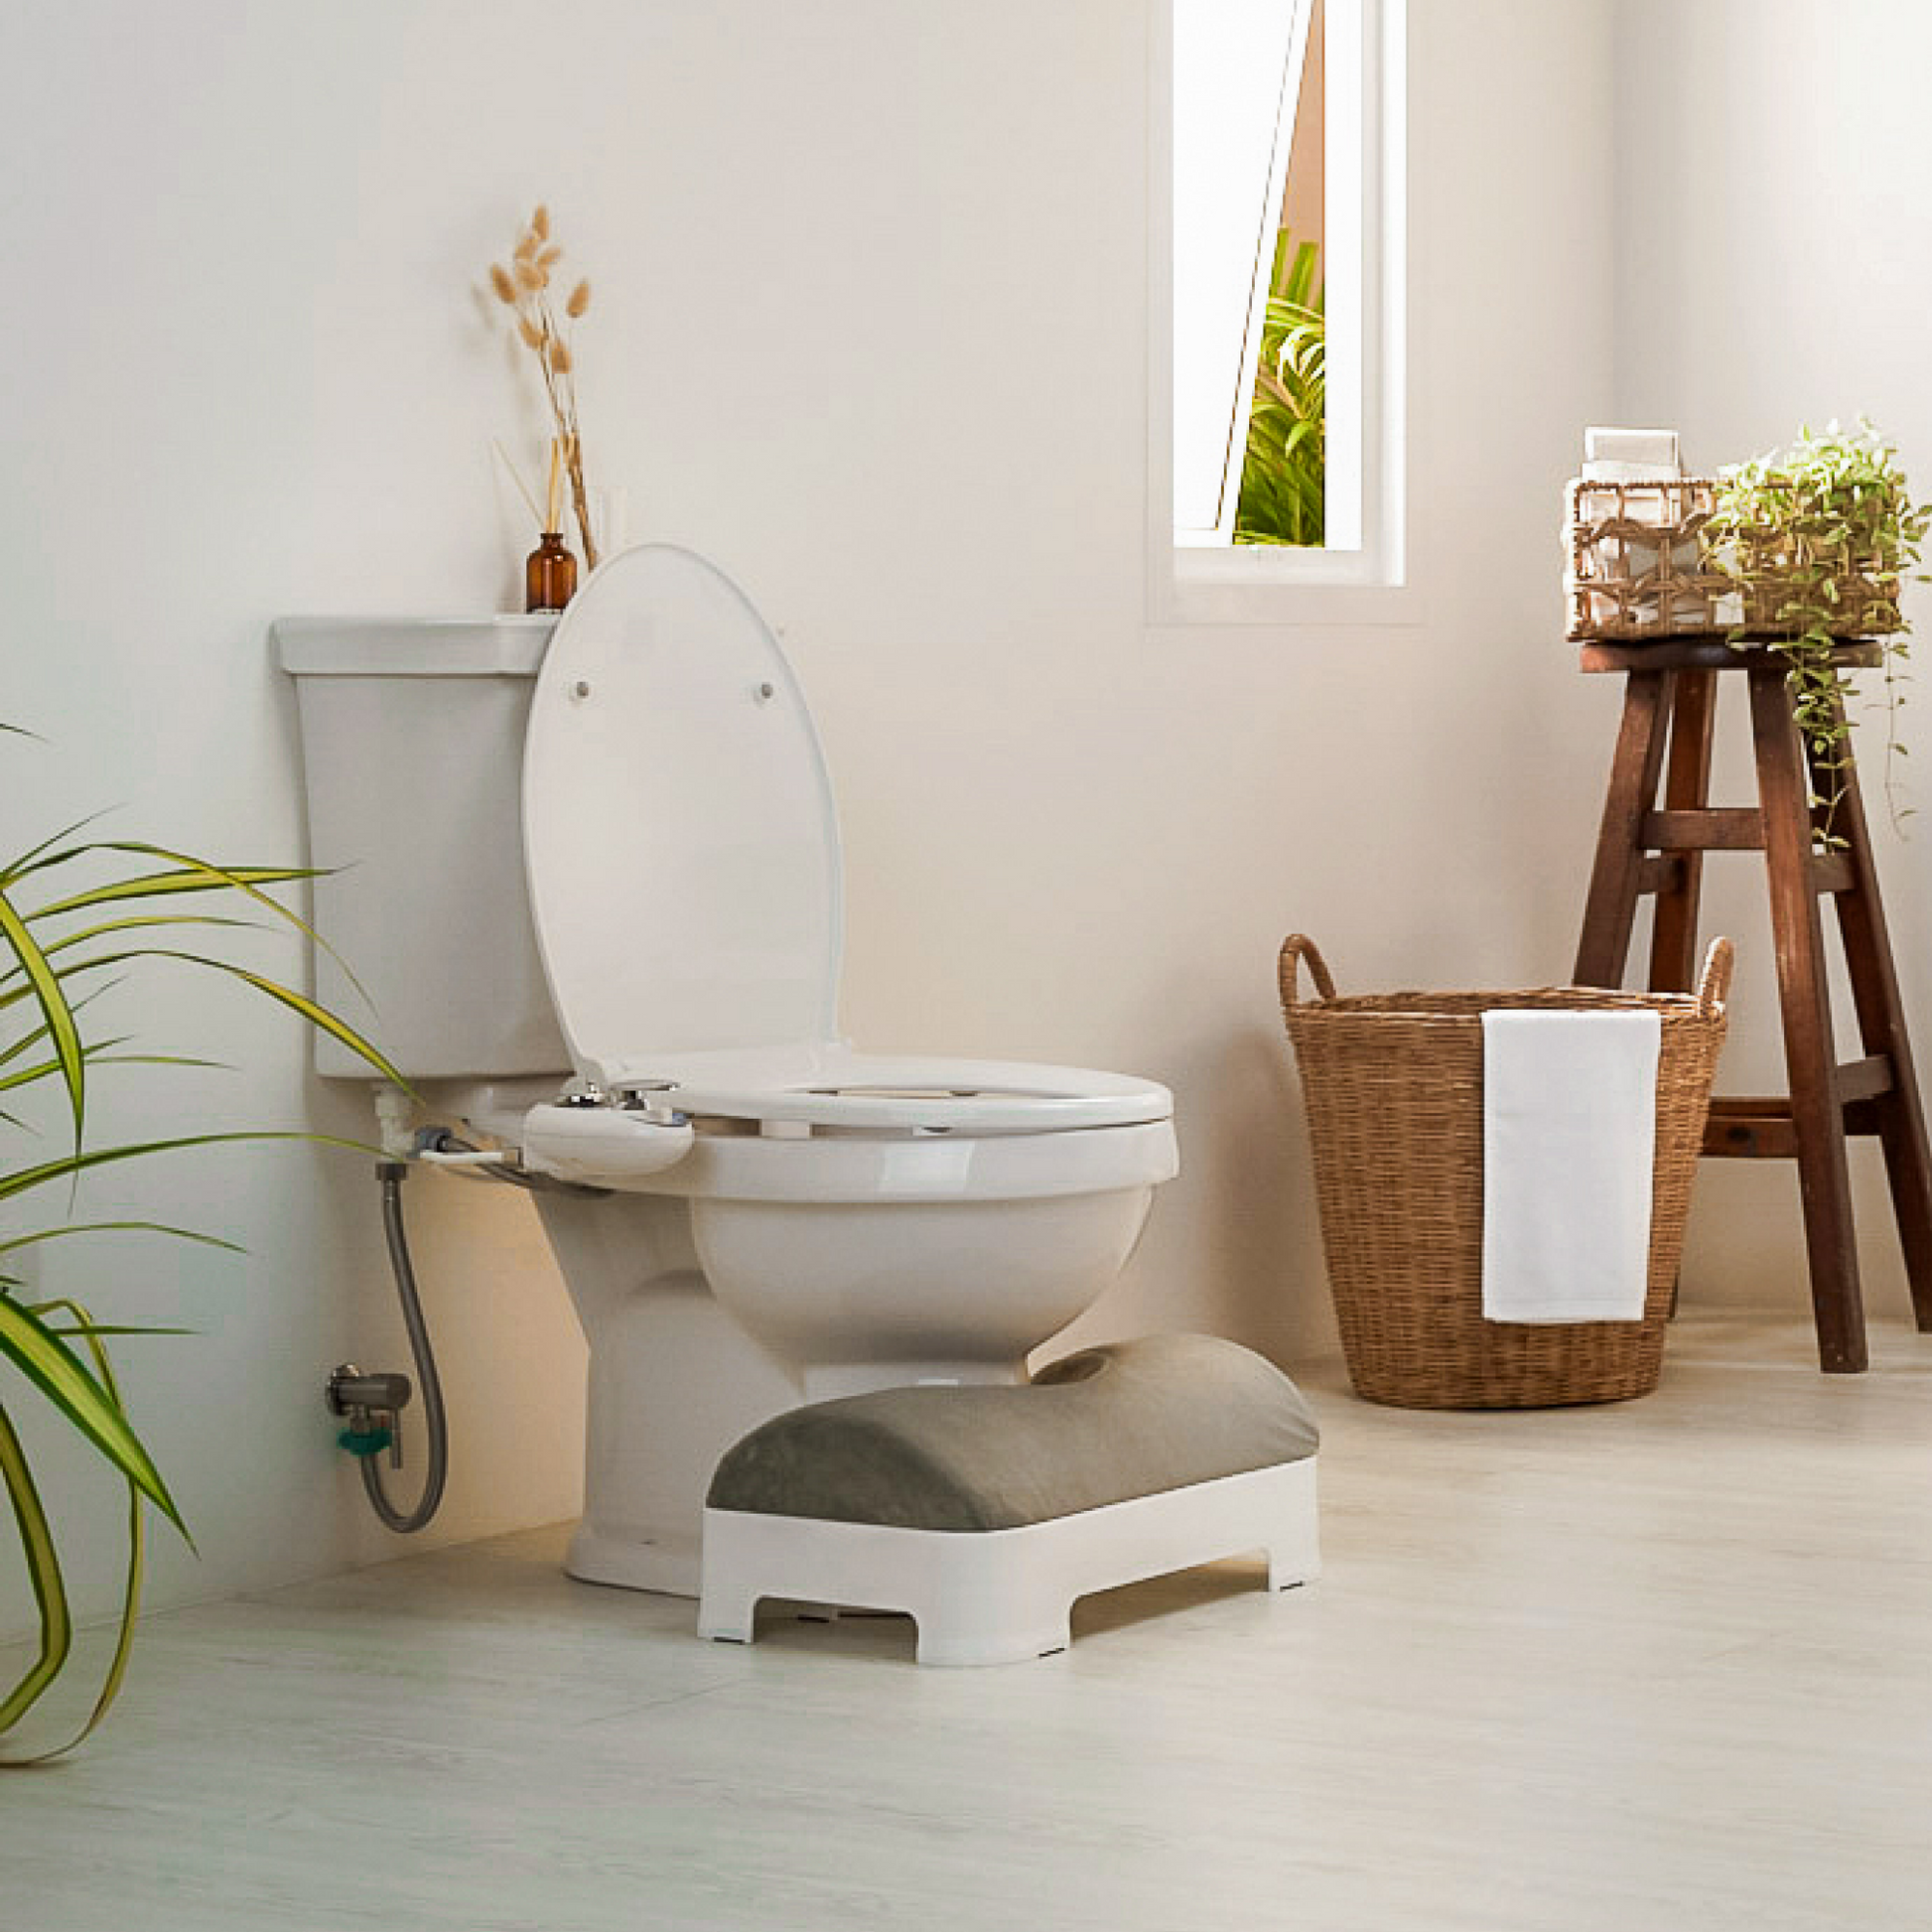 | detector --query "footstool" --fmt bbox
[699,1332,1320,1666]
